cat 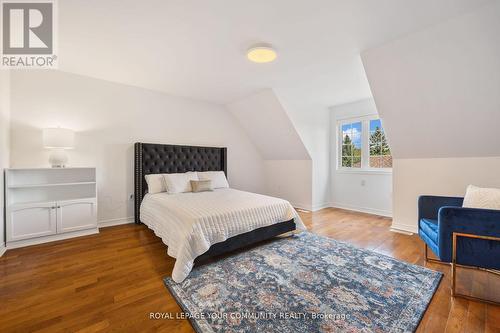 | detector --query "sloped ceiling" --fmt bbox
[226,89,310,160]
[58,0,491,109]
[361,1,500,158]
